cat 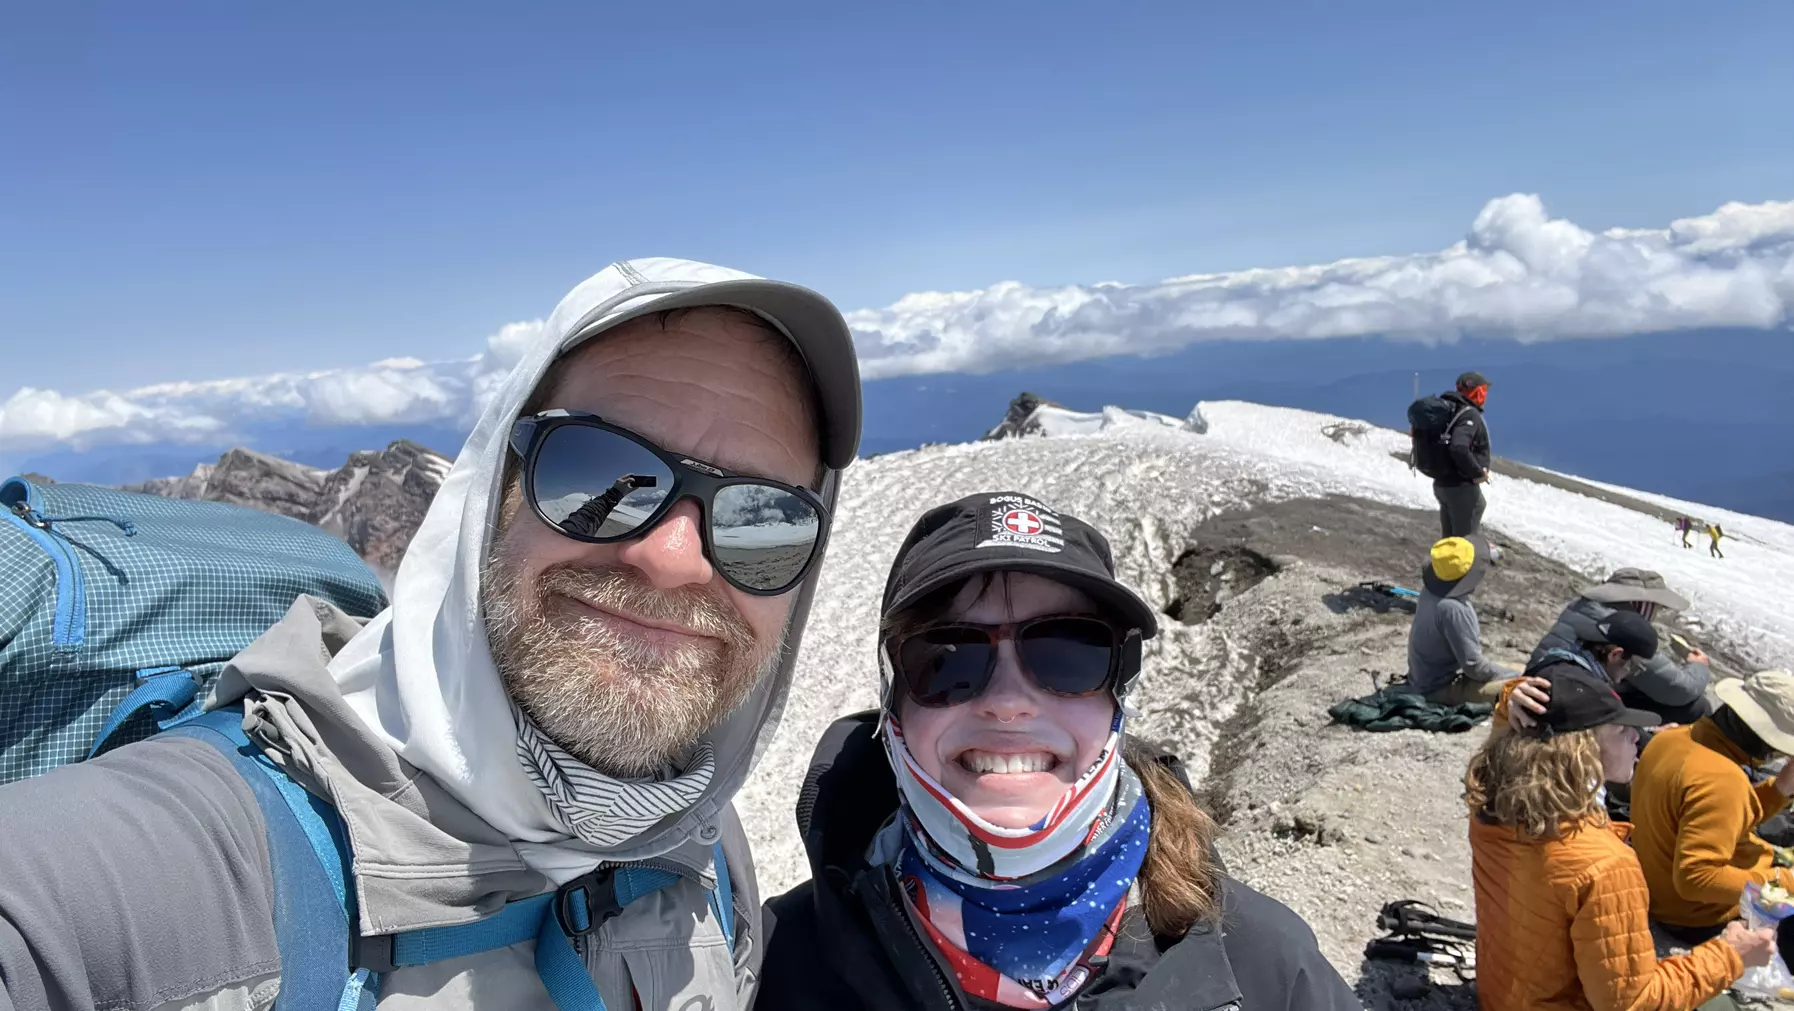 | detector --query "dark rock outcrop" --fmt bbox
[307,440,452,572]
[982,391,1067,440]
[123,441,450,572]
